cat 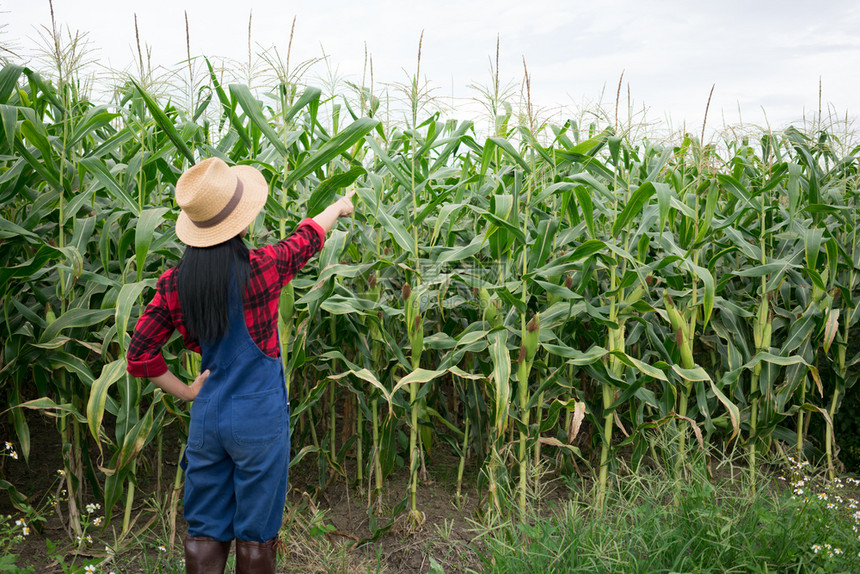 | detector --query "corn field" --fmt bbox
[1,47,859,544]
